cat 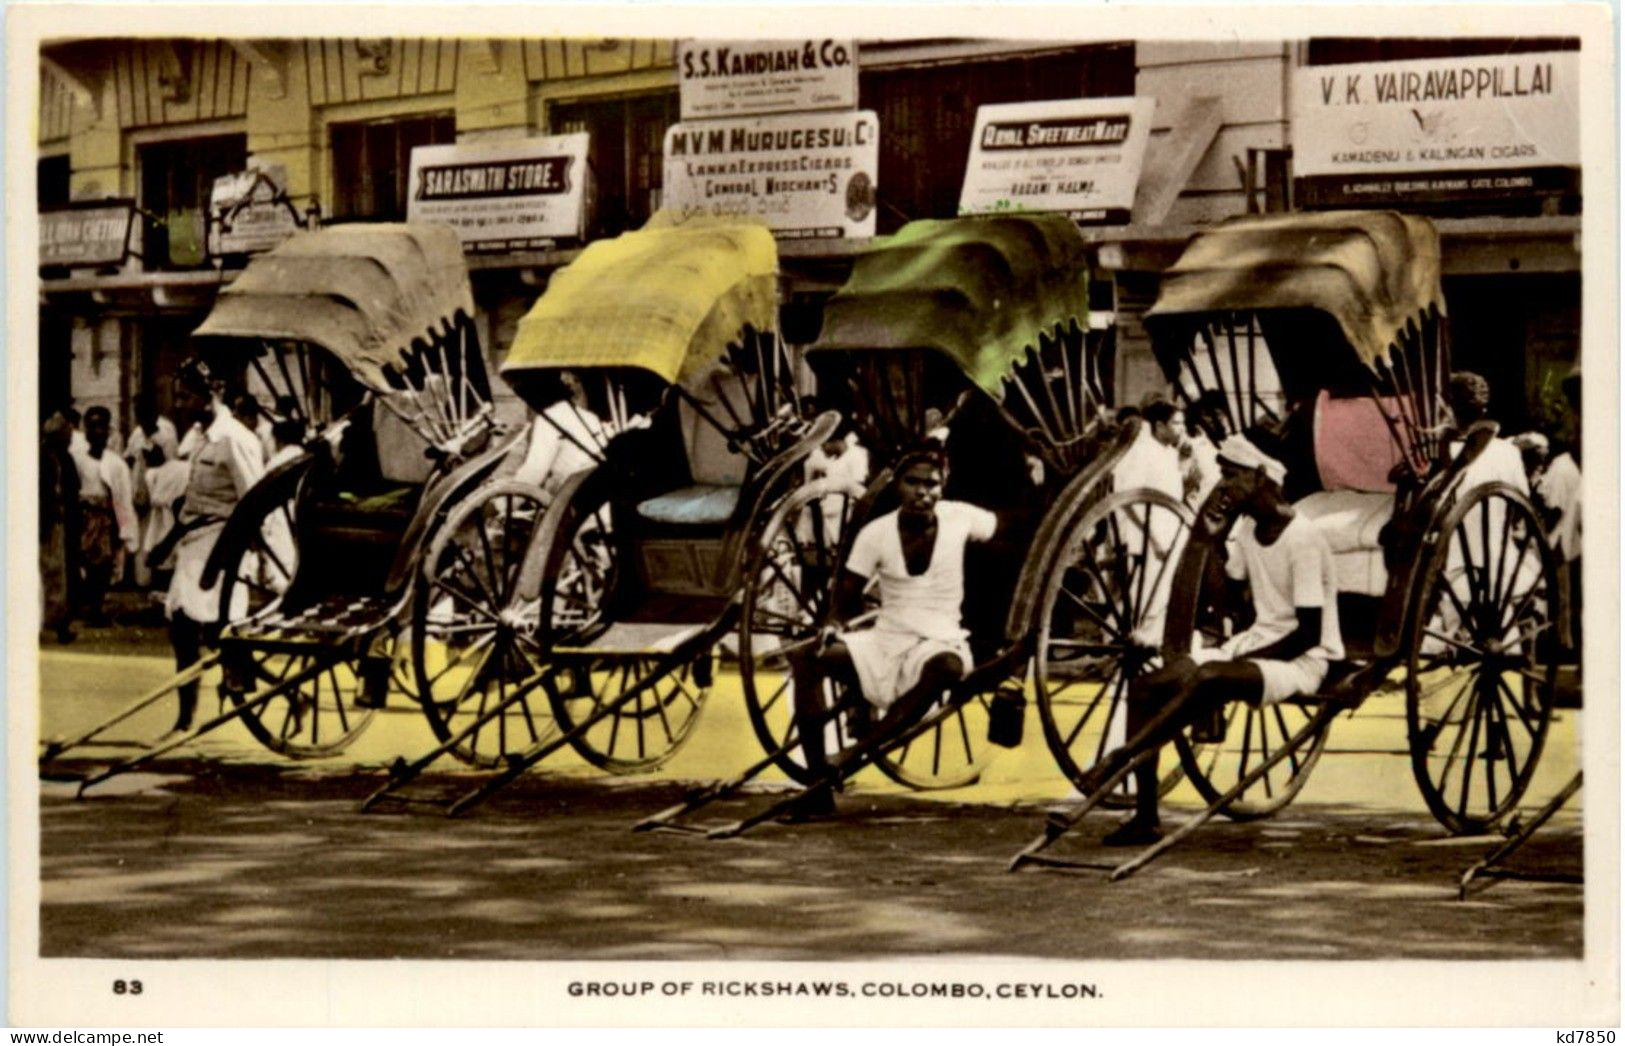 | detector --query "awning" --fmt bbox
[1143,210,1444,369]
[807,214,1090,397]
[502,211,778,389]
[191,223,473,391]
